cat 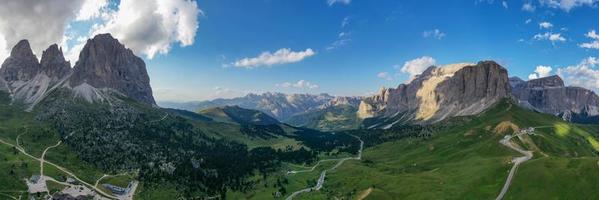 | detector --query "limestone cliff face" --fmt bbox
[69,34,155,105]
[358,61,510,126]
[512,75,599,122]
